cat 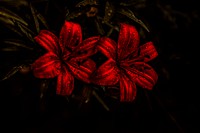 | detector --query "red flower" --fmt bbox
[32,21,98,96]
[92,23,158,102]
